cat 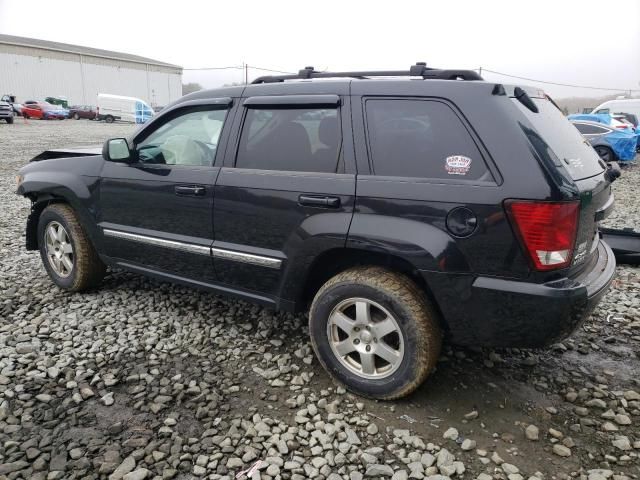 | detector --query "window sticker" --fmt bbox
[445,155,472,175]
